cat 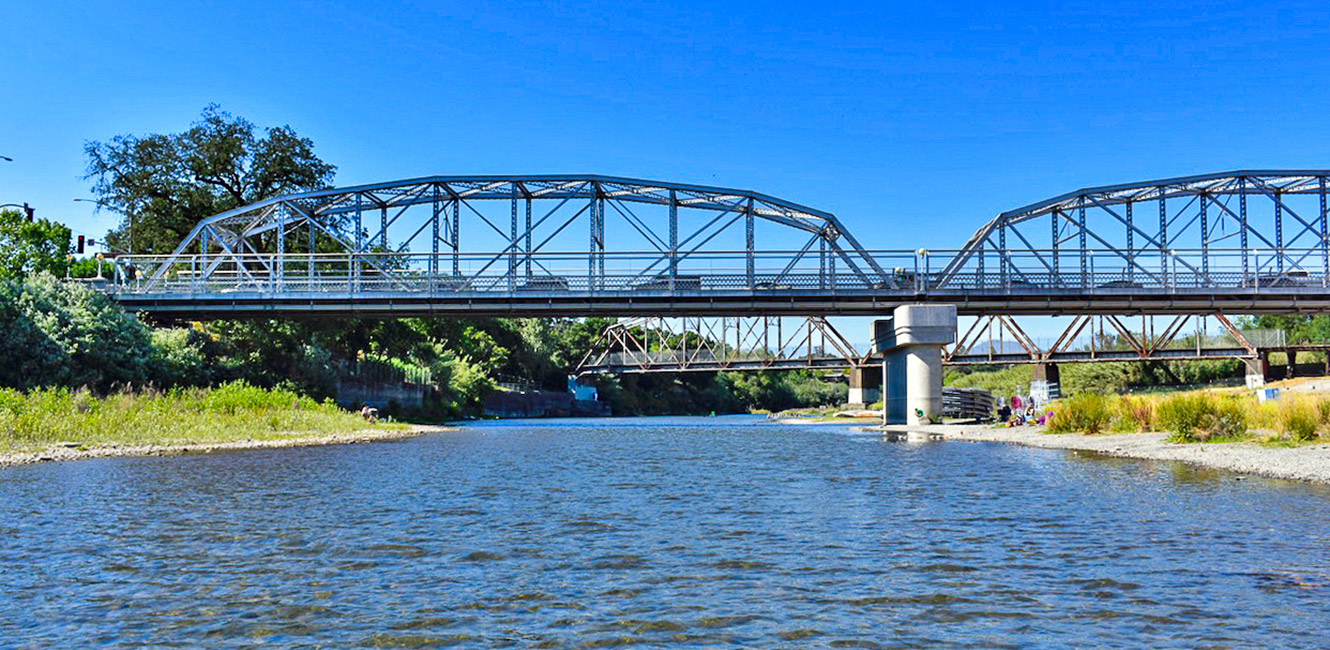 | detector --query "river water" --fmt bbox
[3,417,1329,648]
